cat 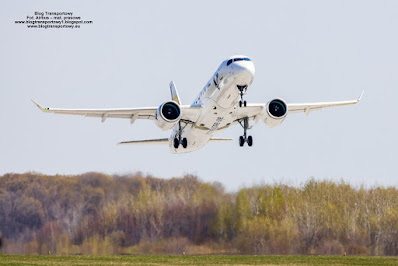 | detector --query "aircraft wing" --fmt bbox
[234,92,363,123]
[287,91,363,116]
[31,100,201,124]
